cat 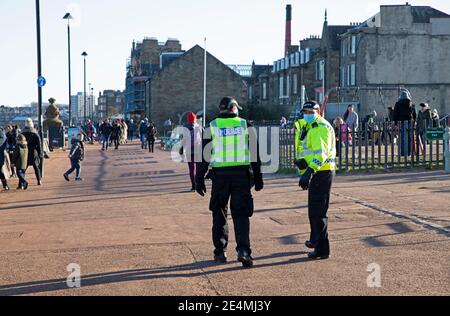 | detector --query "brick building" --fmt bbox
[97,90,125,119]
[125,38,184,117]
[148,45,247,128]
